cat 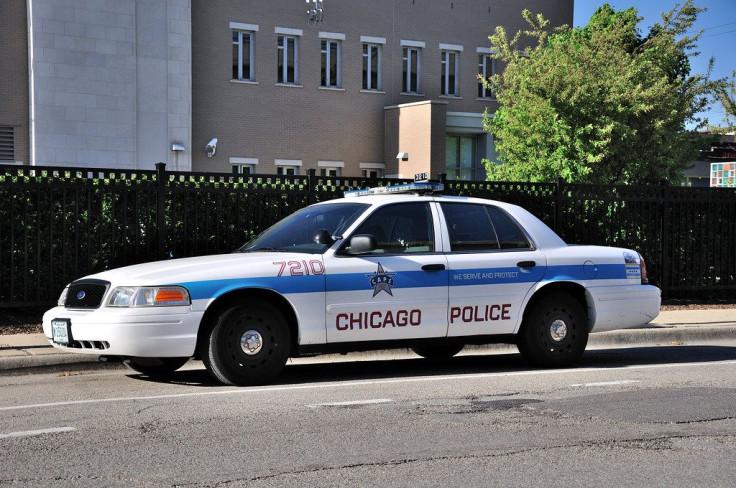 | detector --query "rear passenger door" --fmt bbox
[439,202,546,336]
